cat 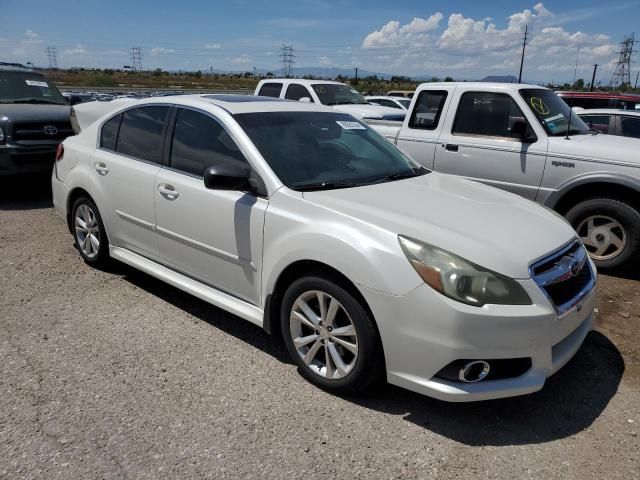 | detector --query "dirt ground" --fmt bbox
[0,178,638,479]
